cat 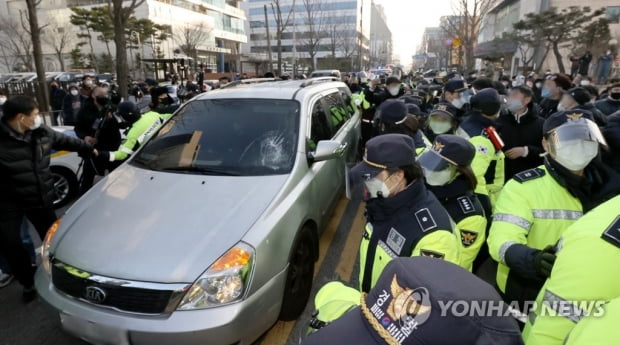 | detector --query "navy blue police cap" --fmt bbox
[470,88,501,116]
[418,134,476,172]
[301,257,523,345]
[410,89,428,100]
[405,104,422,117]
[429,102,457,120]
[377,99,408,125]
[542,109,594,133]
[349,134,416,183]
[444,79,467,93]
